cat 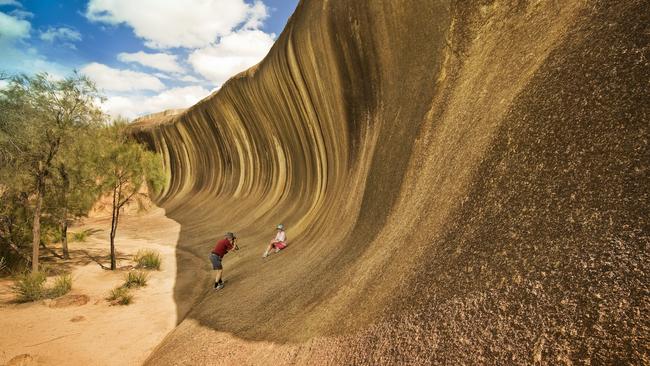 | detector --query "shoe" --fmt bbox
[215,283,224,290]
[262,251,269,258]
